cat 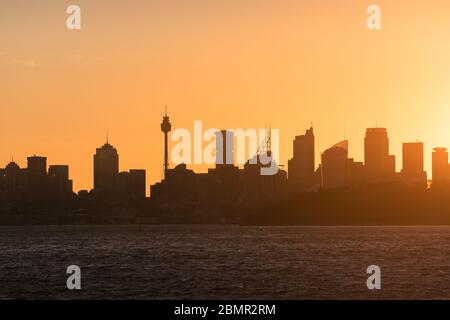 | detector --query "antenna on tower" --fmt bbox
[106,129,109,144]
